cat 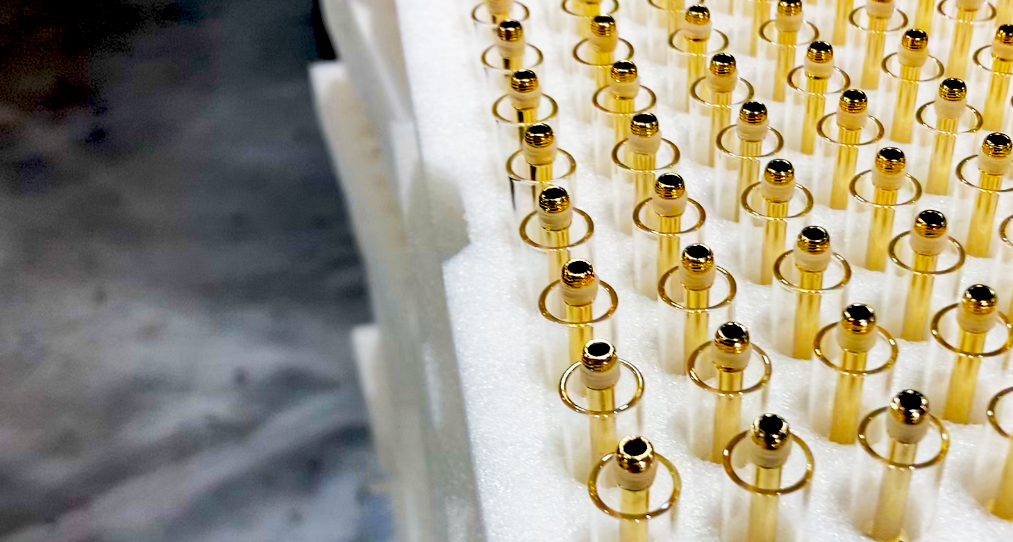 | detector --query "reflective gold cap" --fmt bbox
[561,259,595,288]
[610,60,638,83]
[777,0,803,17]
[709,53,736,76]
[616,436,655,474]
[982,132,1013,159]
[840,89,868,113]
[764,158,795,184]
[962,284,999,315]
[796,226,830,254]
[524,123,554,149]
[807,41,833,63]
[510,69,538,93]
[681,243,714,274]
[913,210,947,238]
[750,414,791,451]
[841,304,876,335]
[590,15,616,37]
[497,20,523,42]
[890,390,930,426]
[739,101,768,125]
[902,28,929,51]
[715,322,750,355]
[582,339,618,373]
[876,147,906,174]
[685,4,711,25]
[996,24,1013,46]
[655,173,685,200]
[538,185,570,214]
[630,112,659,138]
[939,78,967,101]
